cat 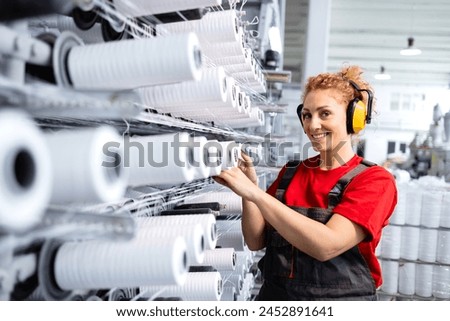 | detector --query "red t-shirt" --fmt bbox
[266,154,398,288]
